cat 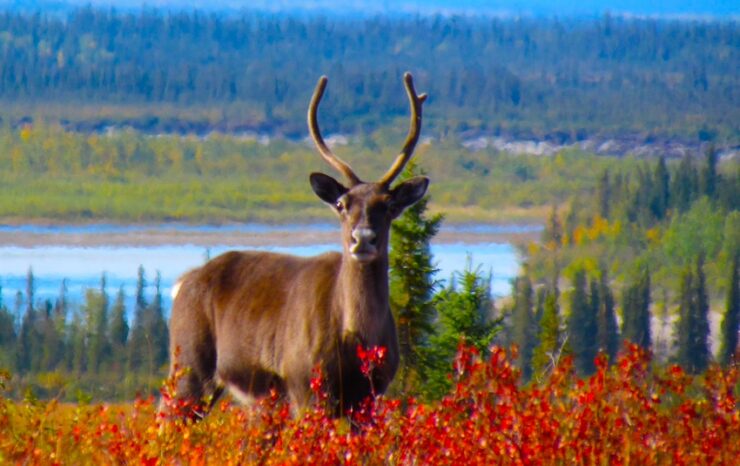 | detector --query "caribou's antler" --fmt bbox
[308,76,362,186]
[378,72,427,188]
